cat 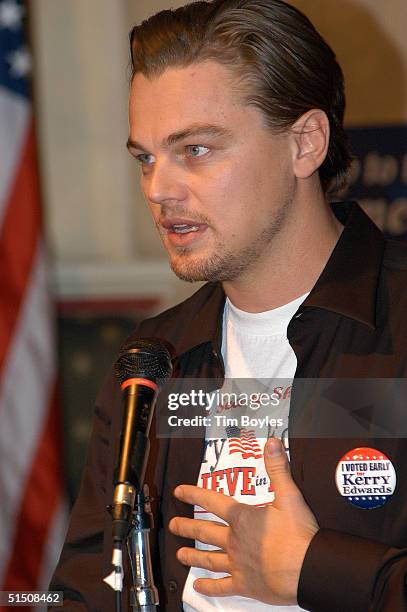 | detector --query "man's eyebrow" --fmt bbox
[163,124,233,147]
[126,124,233,152]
